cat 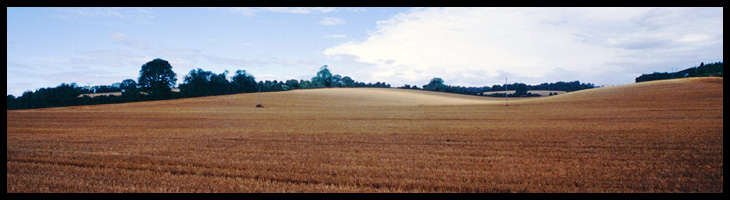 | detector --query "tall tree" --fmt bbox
[231,69,257,93]
[180,68,213,97]
[313,65,333,87]
[514,83,528,96]
[332,74,342,87]
[138,58,177,100]
[341,76,354,87]
[209,70,231,95]
[423,77,445,91]
[285,79,300,90]
[120,79,137,90]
